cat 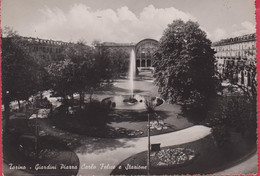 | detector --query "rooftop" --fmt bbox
[212,33,256,46]
[97,42,136,47]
